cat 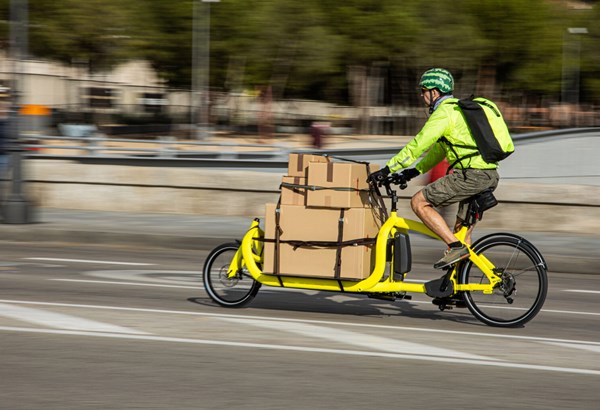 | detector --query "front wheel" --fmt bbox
[458,235,548,327]
[203,243,261,308]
